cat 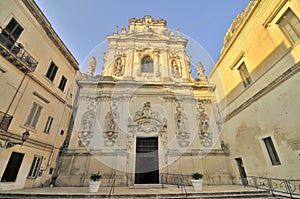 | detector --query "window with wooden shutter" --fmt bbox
[25,102,43,129]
